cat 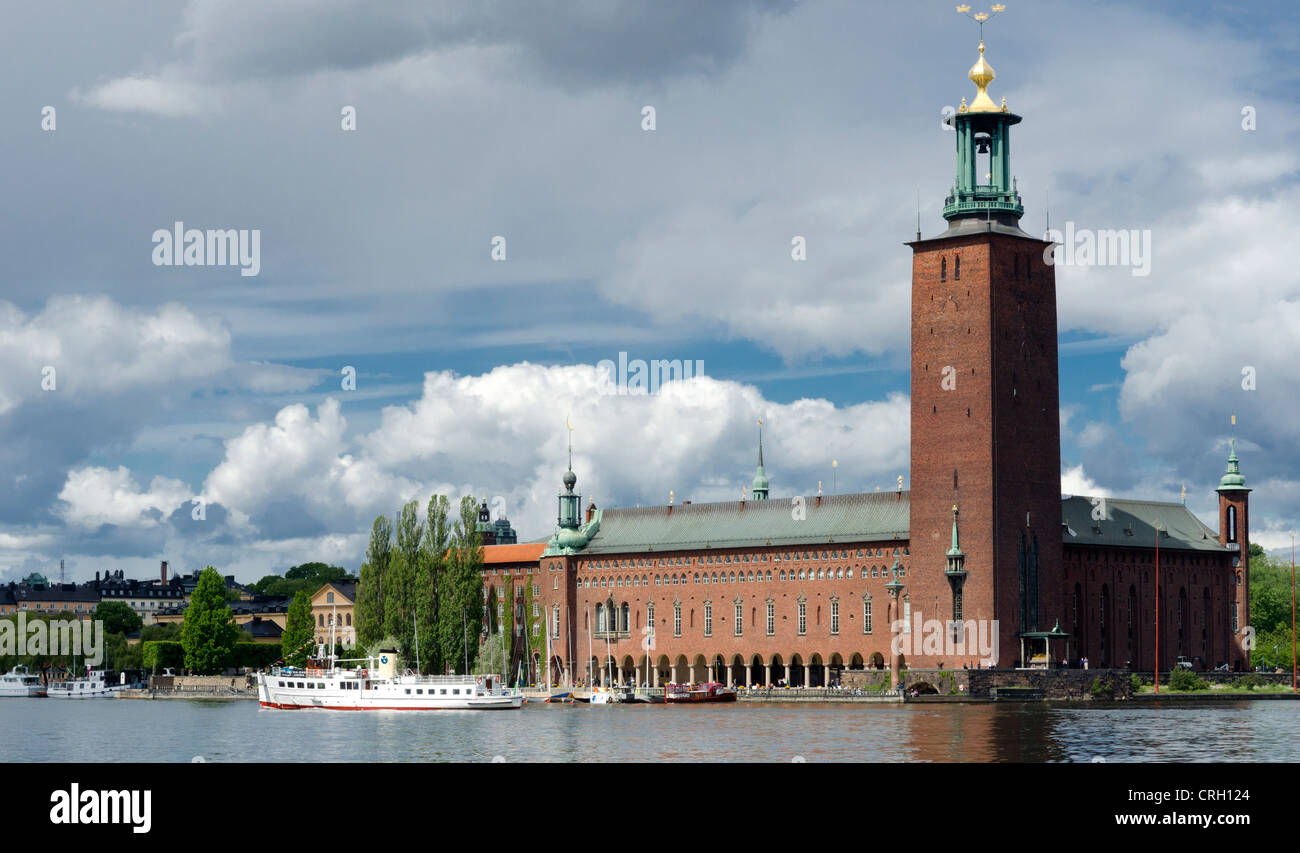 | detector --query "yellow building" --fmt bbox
[312,582,356,649]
